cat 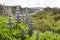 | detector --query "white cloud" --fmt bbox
[0,0,5,5]
[0,0,60,8]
